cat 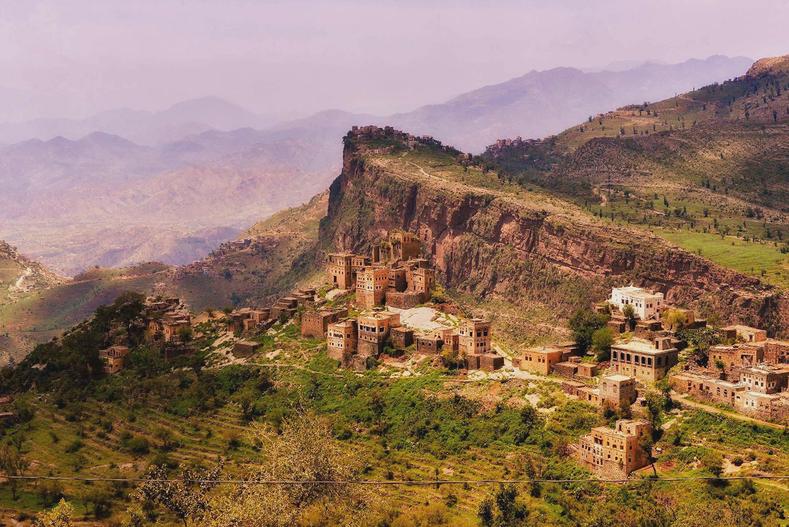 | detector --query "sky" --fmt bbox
[0,0,787,122]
